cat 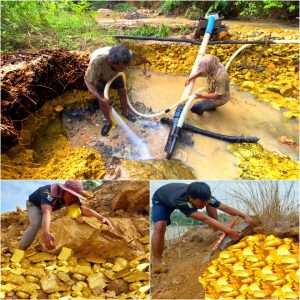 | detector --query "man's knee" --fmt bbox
[154,221,167,235]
